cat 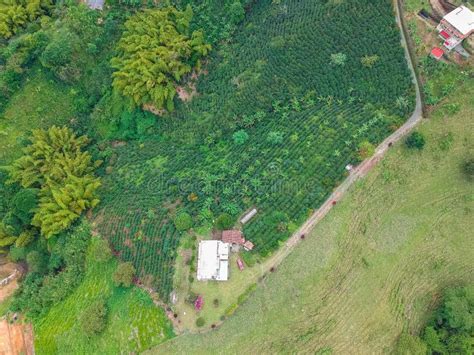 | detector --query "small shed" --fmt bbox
[240,208,257,224]
[222,230,245,245]
[431,47,444,60]
[243,240,254,251]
